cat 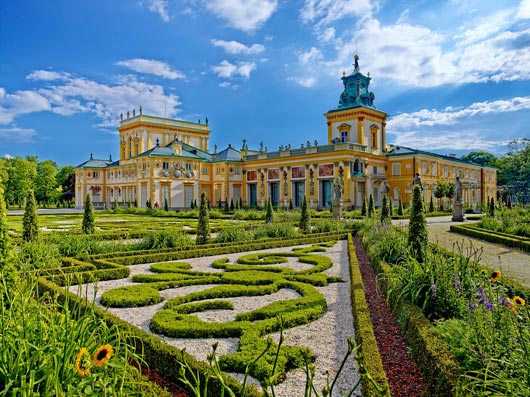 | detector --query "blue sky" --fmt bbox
[1,0,529,166]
